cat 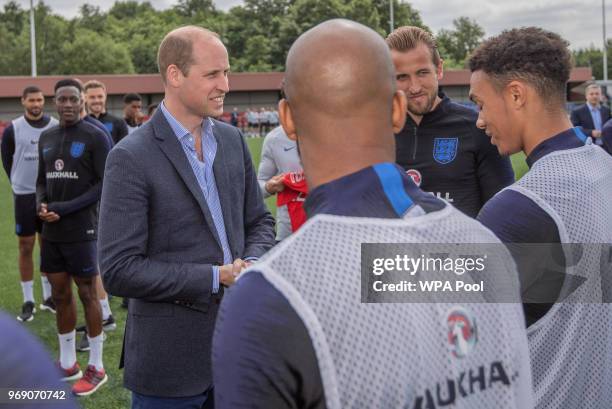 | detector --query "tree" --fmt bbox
[0,25,29,75]
[373,0,428,34]
[0,1,25,35]
[573,40,612,80]
[343,0,382,34]
[277,0,345,69]
[0,0,442,75]
[109,1,155,20]
[58,29,135,74]
[436,17,484,65]
[78,4,106,34]
[174,0,216,18]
